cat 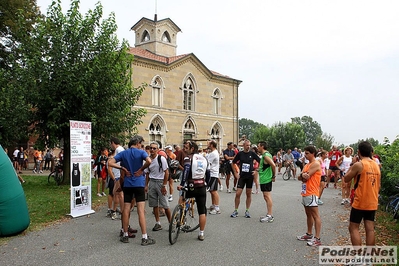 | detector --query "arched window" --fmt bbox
[150,75,164,107]
[183,118,196,141]
[210,122,223,152]
[141,30,150,42]
[161,31,171,43]
[148,115,165,144]
[183,77,195,111]
[212,88,221,114]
